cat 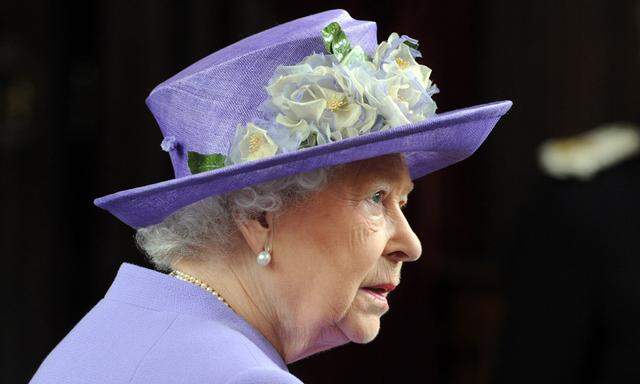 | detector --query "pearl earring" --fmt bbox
[256,243,271,266]
[256,214,274,267]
